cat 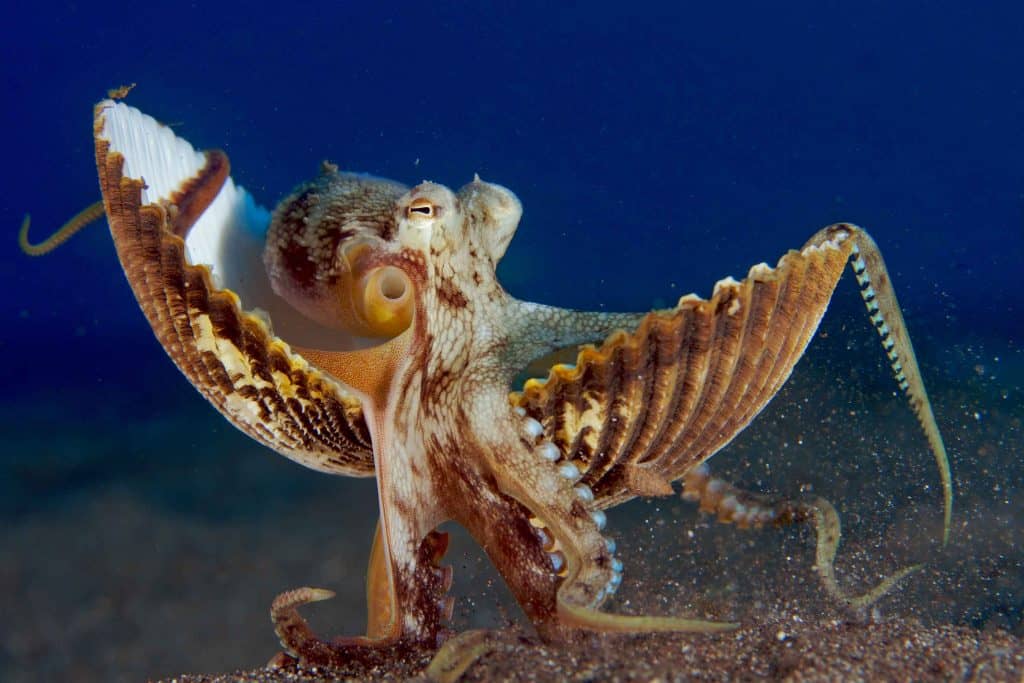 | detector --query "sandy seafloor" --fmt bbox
[2,296,1021,682]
